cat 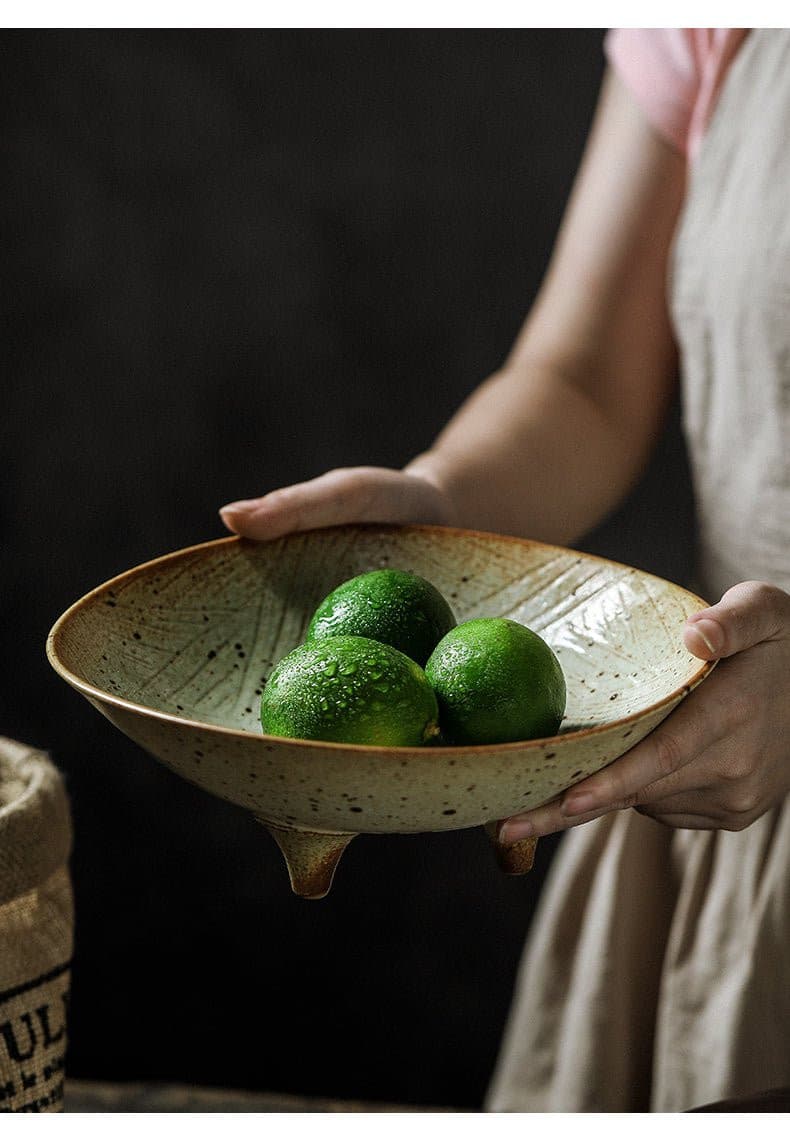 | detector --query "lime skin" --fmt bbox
[260,635,440,747]
[305,568,456,666]
[424,617,566,745]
